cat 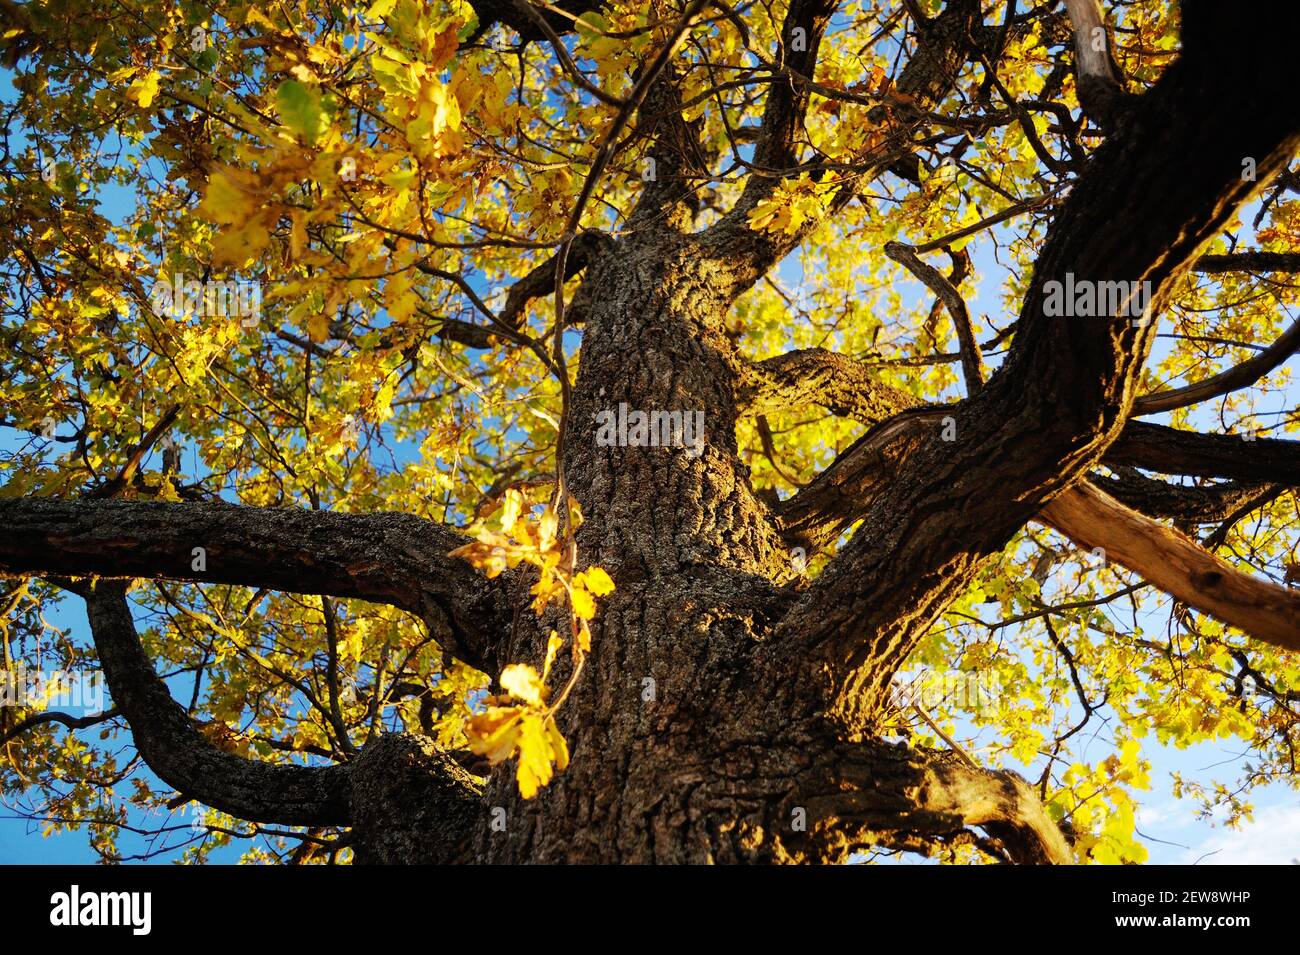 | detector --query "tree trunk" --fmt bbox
[346,238,1068,864]
[482,237,790,863]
